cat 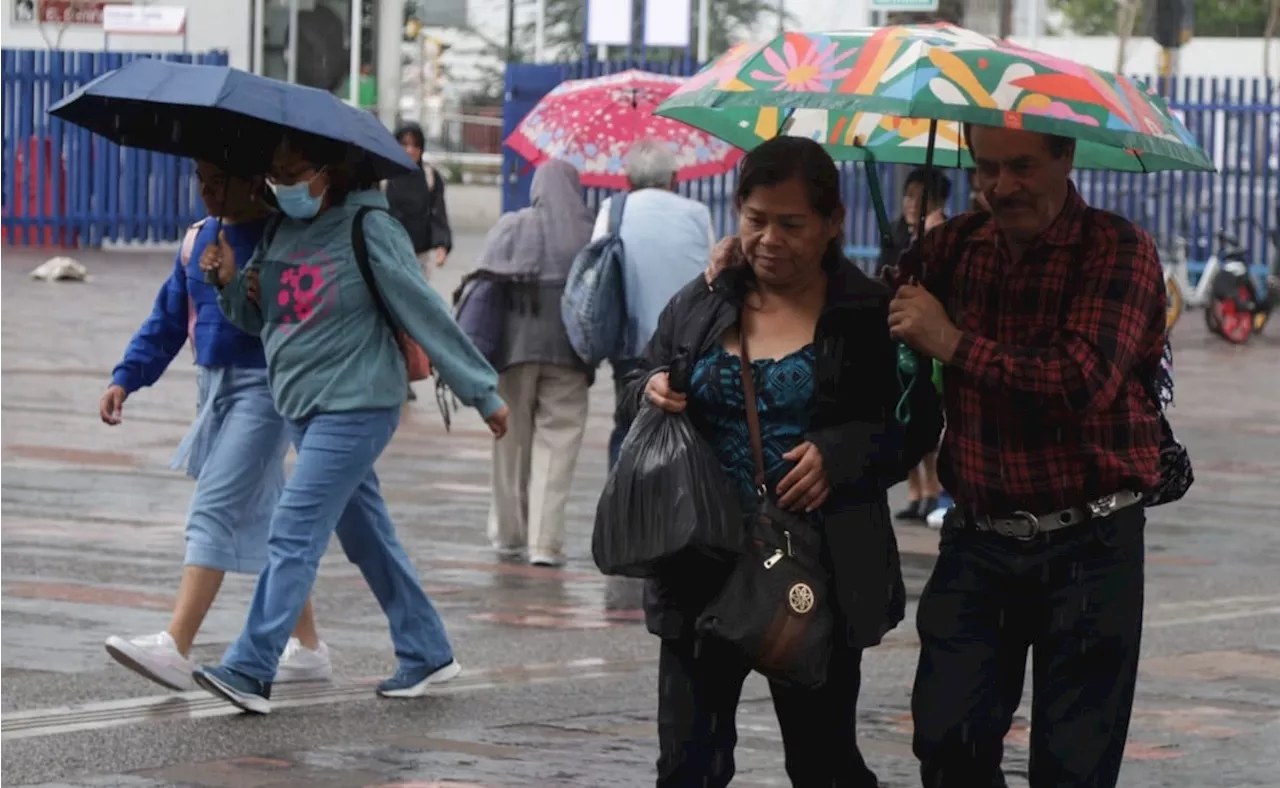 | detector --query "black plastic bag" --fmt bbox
[592,363,743,578]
